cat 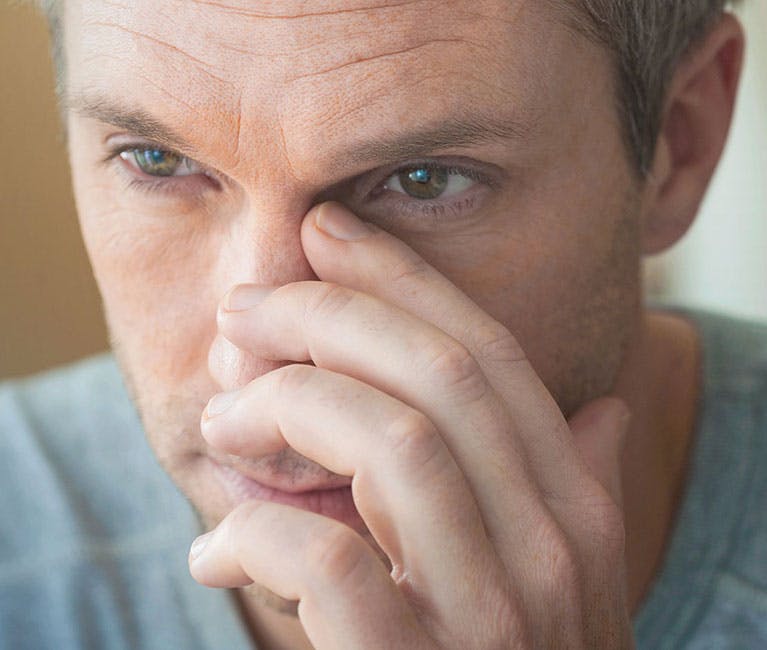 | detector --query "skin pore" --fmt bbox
[59,0,740,647]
